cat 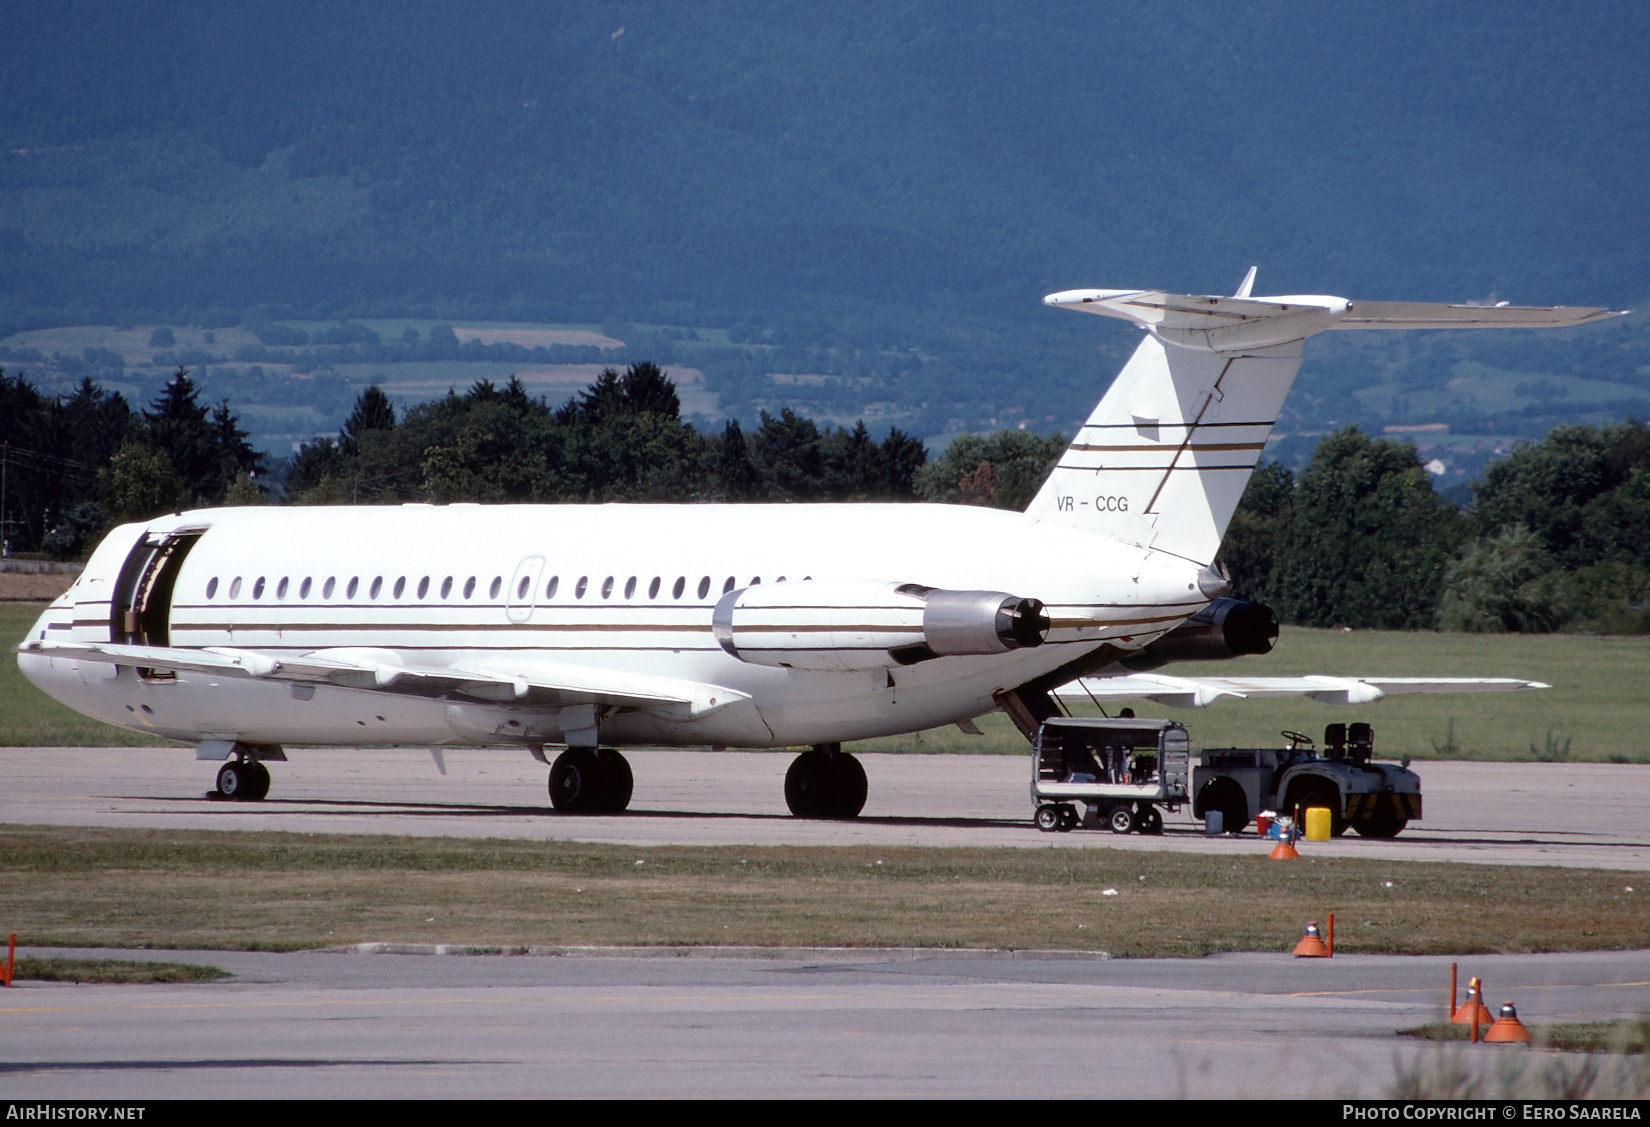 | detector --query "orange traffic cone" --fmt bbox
[1452,977,1491,1026]
[1292,920,1330,957]
[1269,837,1300,860]
[1483,1001,1533,1044]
